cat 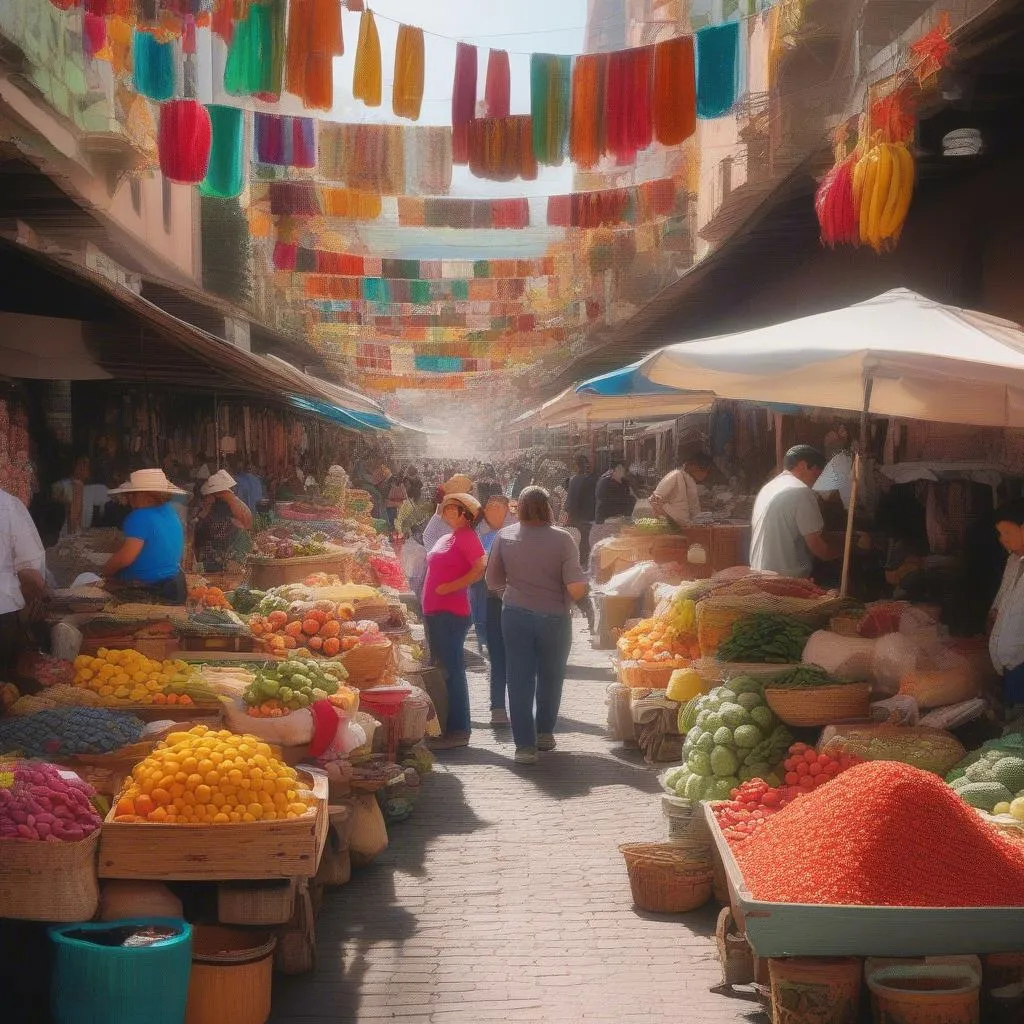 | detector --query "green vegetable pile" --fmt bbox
[243,655,349,711]
[765,665,843,689]
[663,675,792,801]
[716,613,813,664]
[946,733,1024,811]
